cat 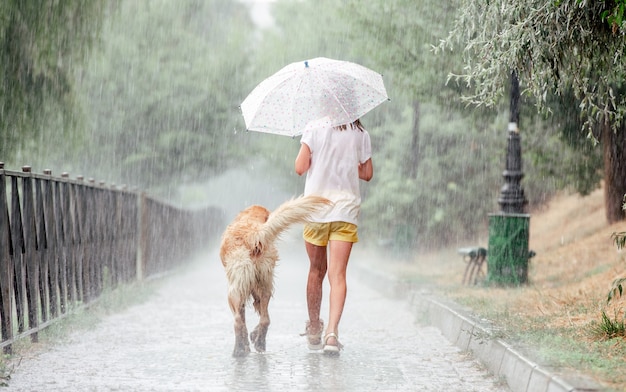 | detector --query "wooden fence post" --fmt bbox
[21,166,40,342]
[137,193,148,280]
[73,176,85,303]
[54,174,68,313]
[10,176,25,333]
[60,173,76,306]
[35,173,49,323]
[0,163,14,353]
[83,178,95,302]
[43,169,59,318]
